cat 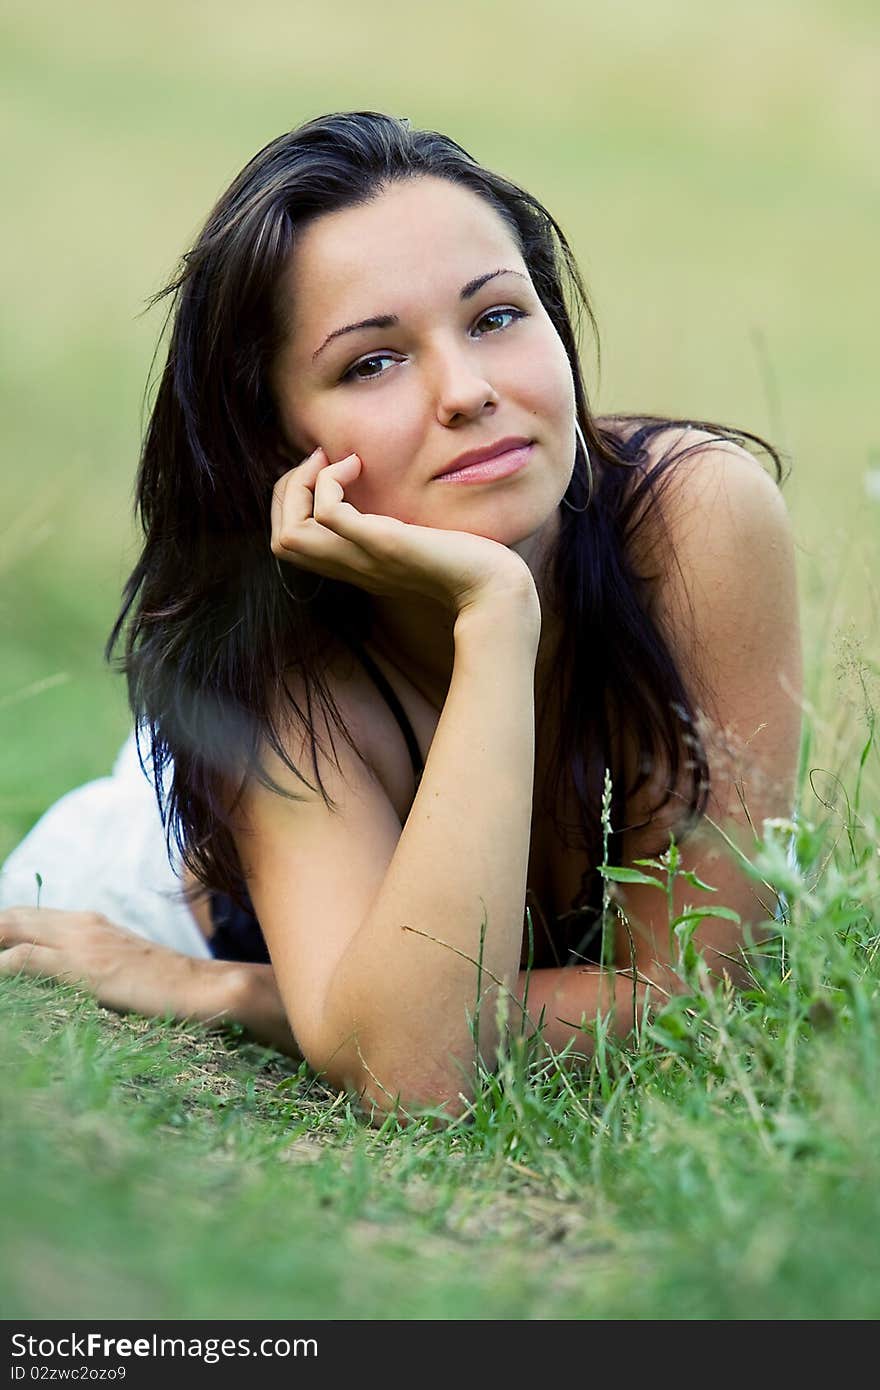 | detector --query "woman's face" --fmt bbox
[270,176,577,546]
